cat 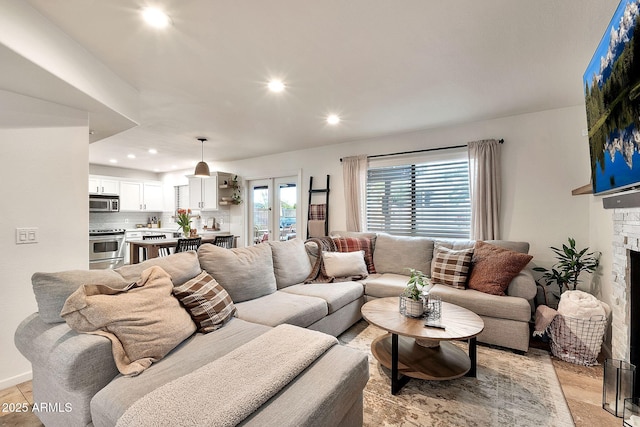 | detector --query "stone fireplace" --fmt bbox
[611,209,640,373]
